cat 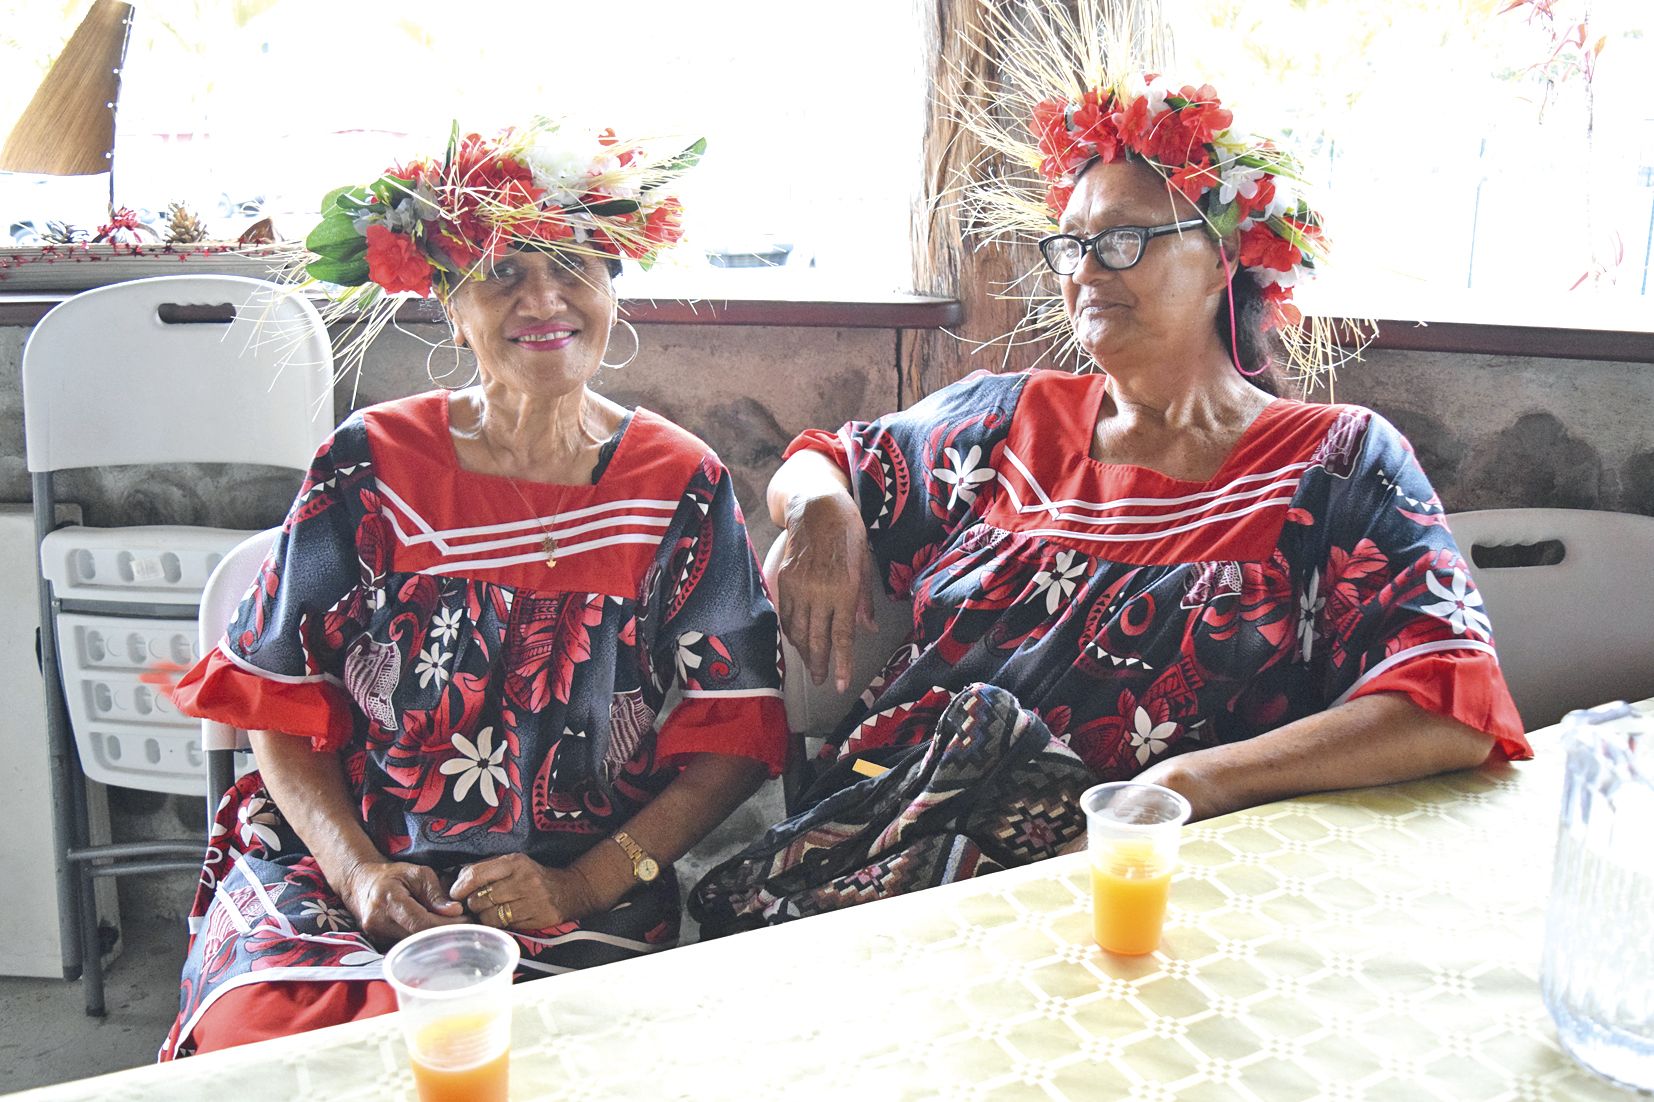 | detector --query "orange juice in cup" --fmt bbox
[409,1012,512,1102]
[384,927,519,1102]
[1082,782,1191,956]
